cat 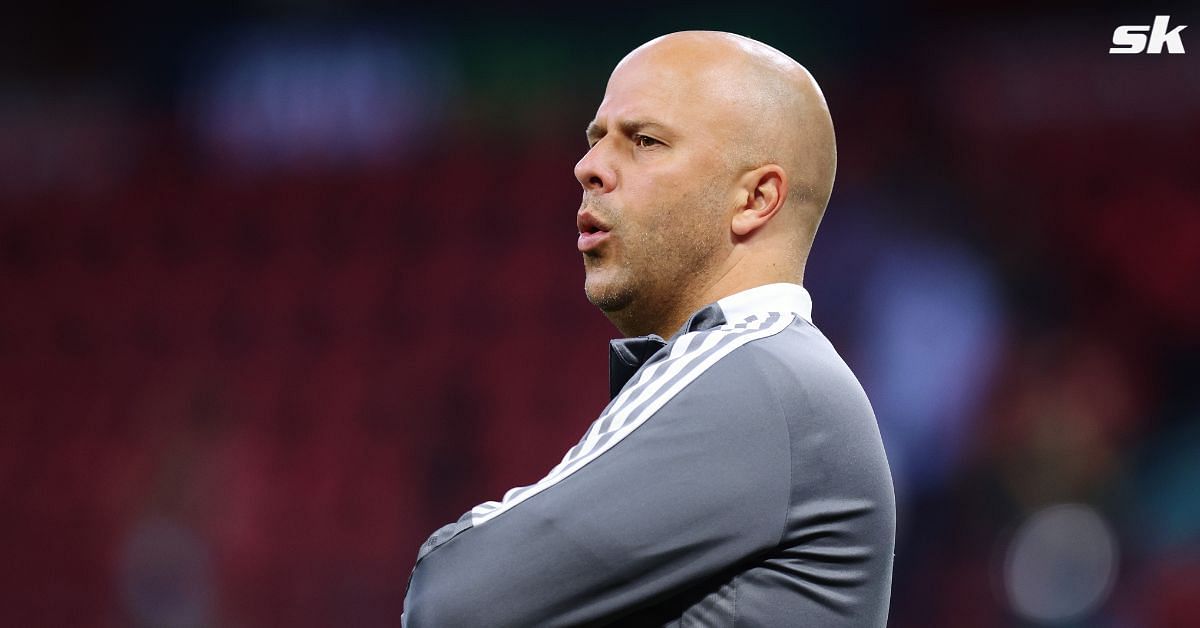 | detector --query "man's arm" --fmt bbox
[403,323,897,627]
[403,343,794,627]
